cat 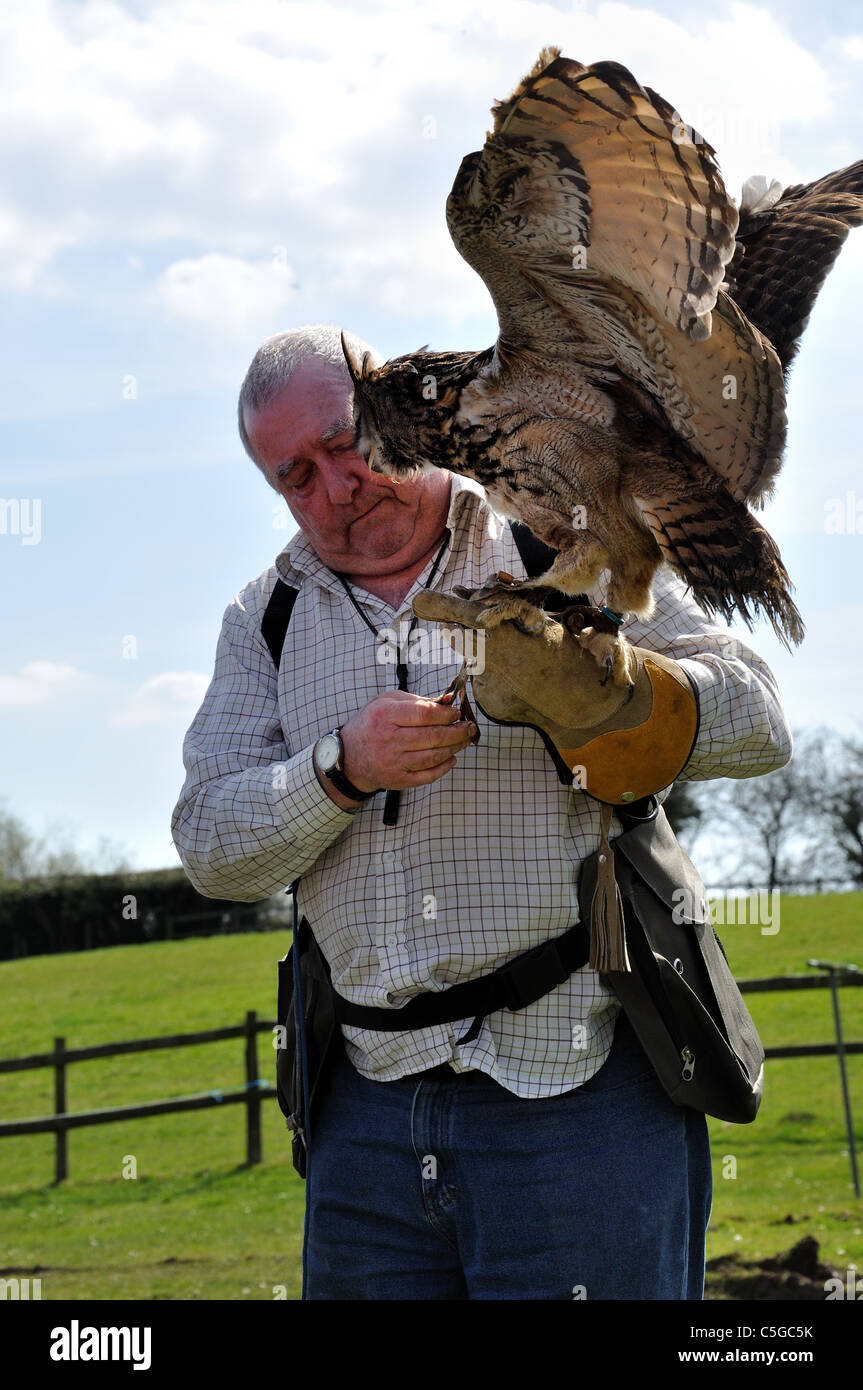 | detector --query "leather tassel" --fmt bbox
[589,801,631,973]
